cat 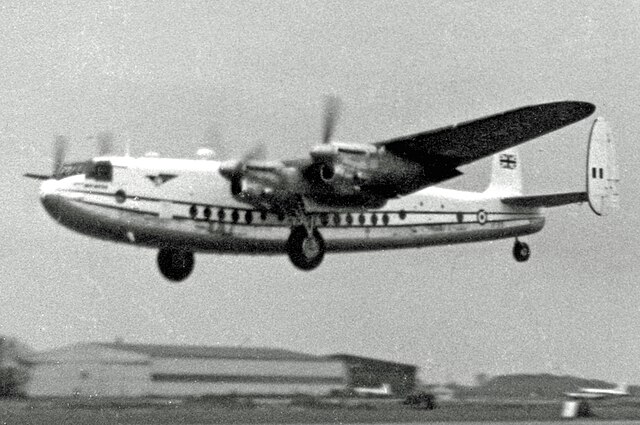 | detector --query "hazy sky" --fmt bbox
[1,1,639,385]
